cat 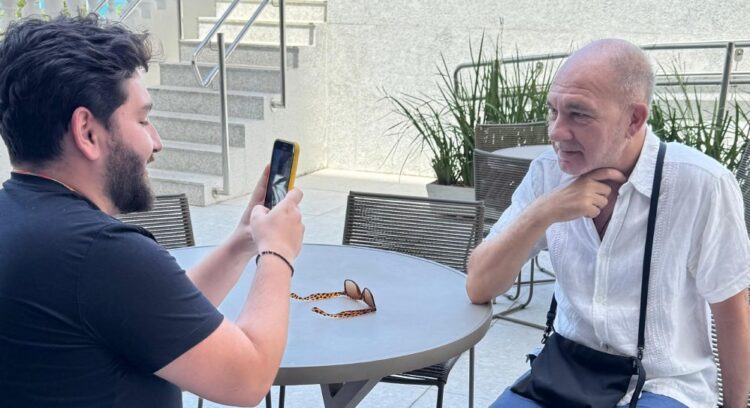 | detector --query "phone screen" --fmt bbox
[264,140,296,208]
